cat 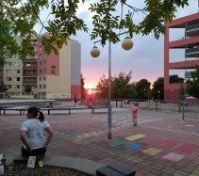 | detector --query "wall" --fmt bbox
[46,43,71,98]
[70,40,81,98]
